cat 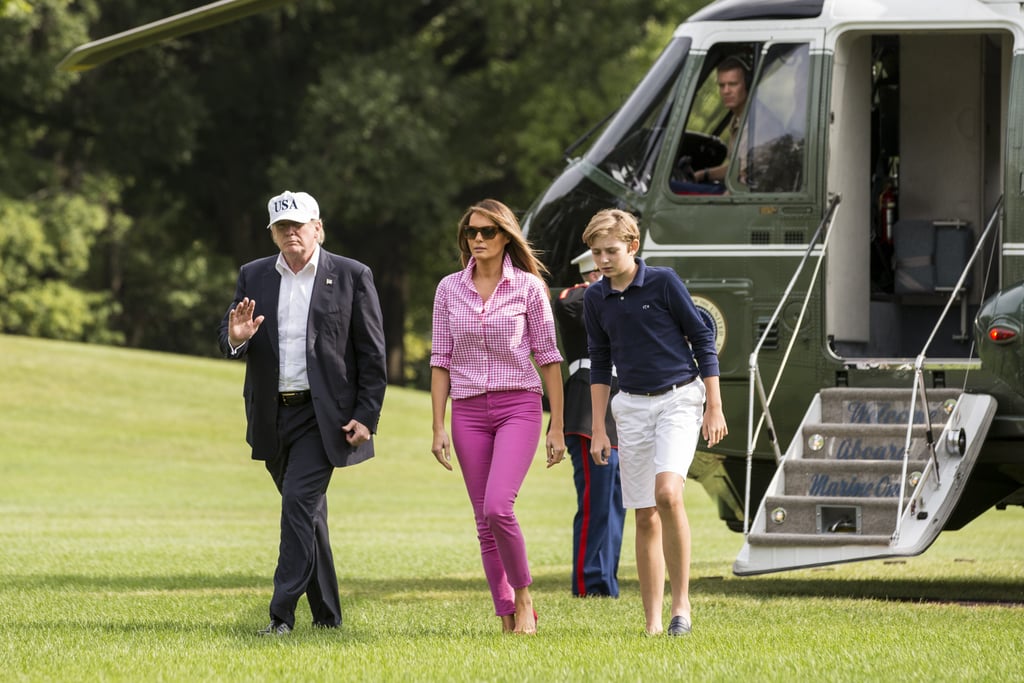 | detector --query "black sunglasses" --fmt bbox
[463,225,501,240]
